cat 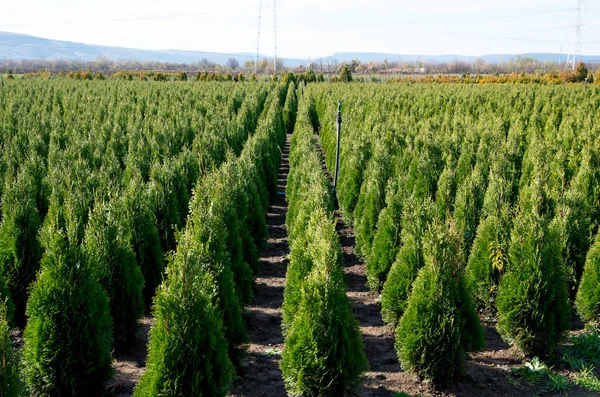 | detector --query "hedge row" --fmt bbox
[134,84,287,396]
[281,98,367,396]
